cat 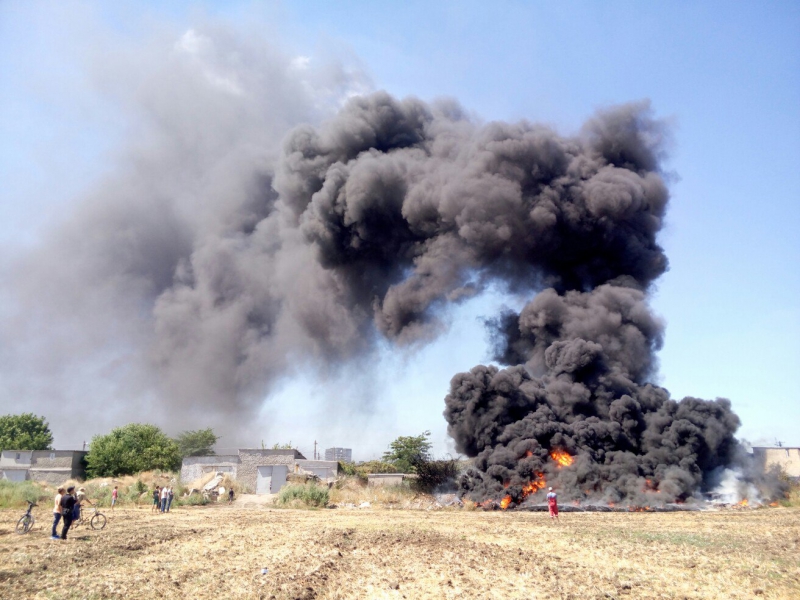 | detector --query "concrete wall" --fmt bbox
[367,473,407,487]
[0,450,33,467]
[753,447,800,478]
[297,460,339,480]
[0,469,28,482]
[30,451,72,469]
[29,470,74,486]
[180,455,239,483]
[0,450,86,483]
[237,449,304,492]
